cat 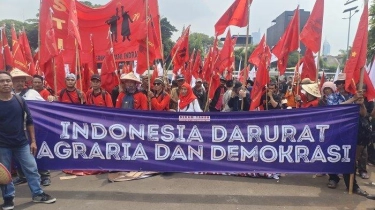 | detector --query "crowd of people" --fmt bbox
[1,67,375,209]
